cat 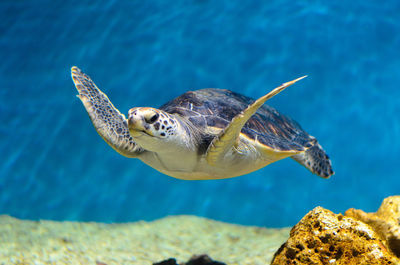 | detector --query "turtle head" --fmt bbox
[128,107,185,152]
